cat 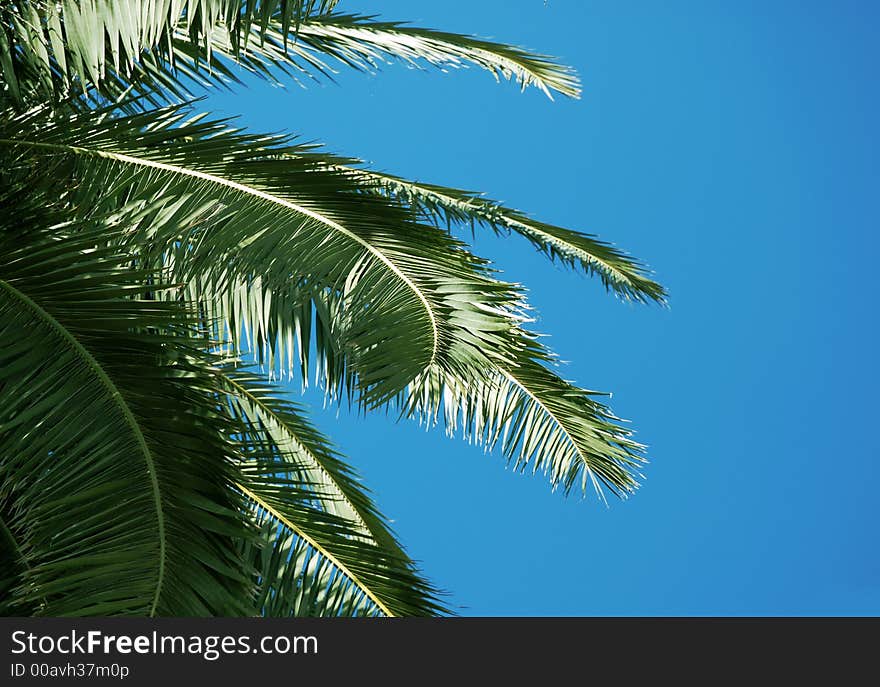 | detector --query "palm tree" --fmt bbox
[0,1,664,616]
